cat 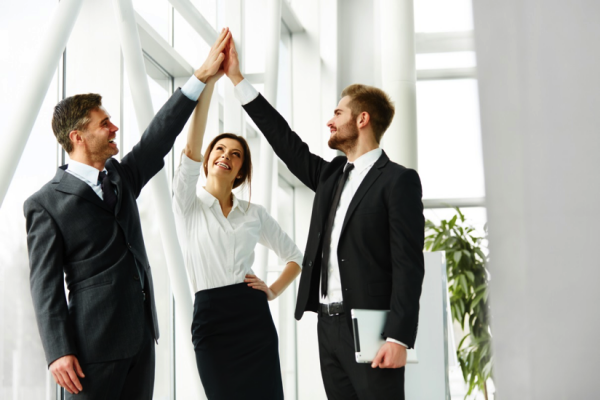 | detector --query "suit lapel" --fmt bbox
[54,166,113,213]
[339,151,389,235]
